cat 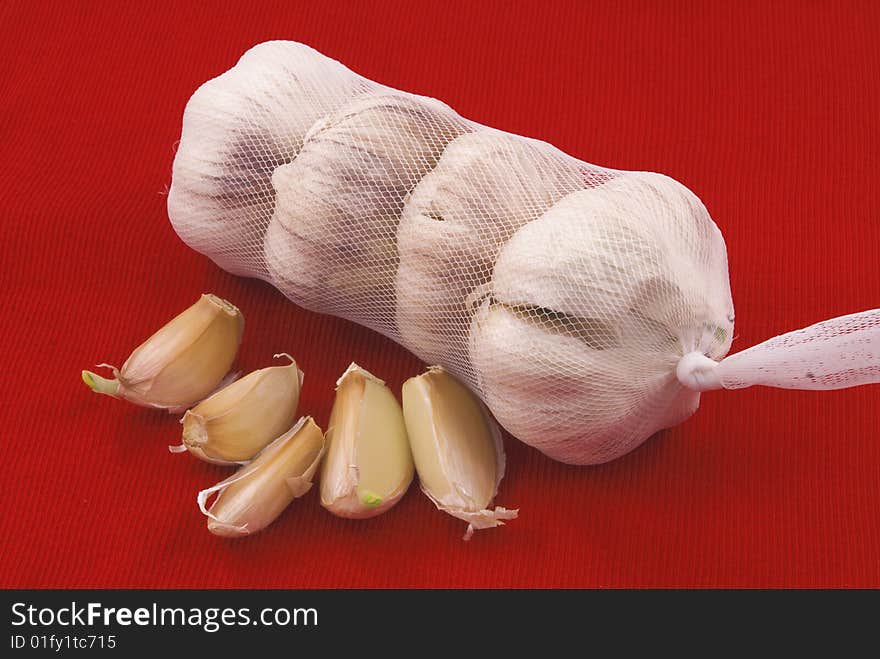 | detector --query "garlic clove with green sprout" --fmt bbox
[82,294,243,410]
[173,353,304,465]
[199,416,325,537]
[402,366,517,540]
[320,364,414,518]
